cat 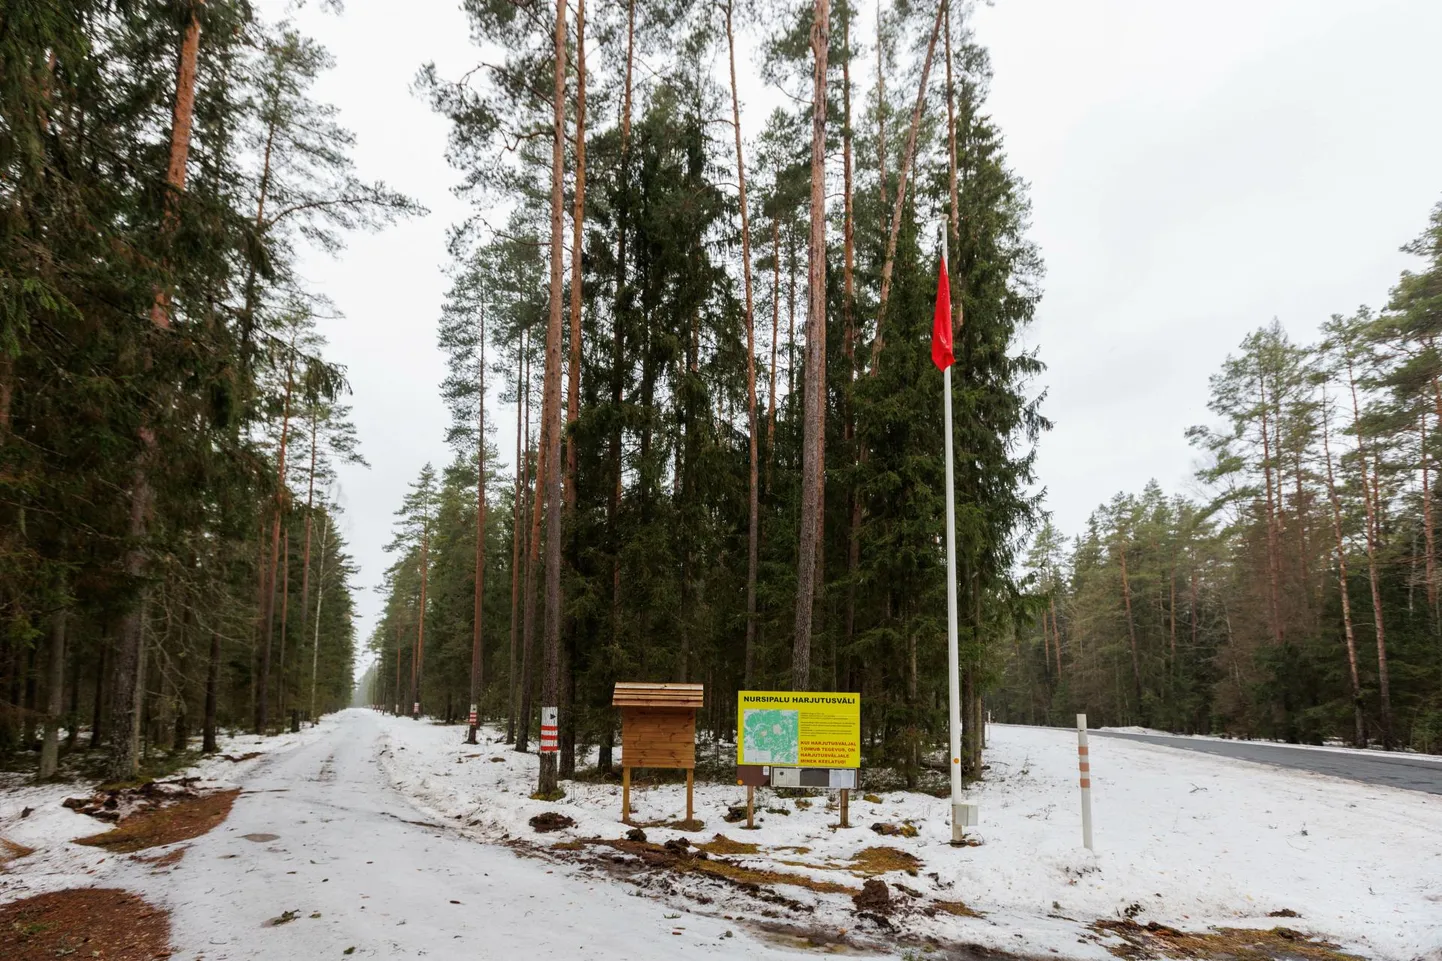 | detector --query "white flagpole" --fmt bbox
[941,222,969,843]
